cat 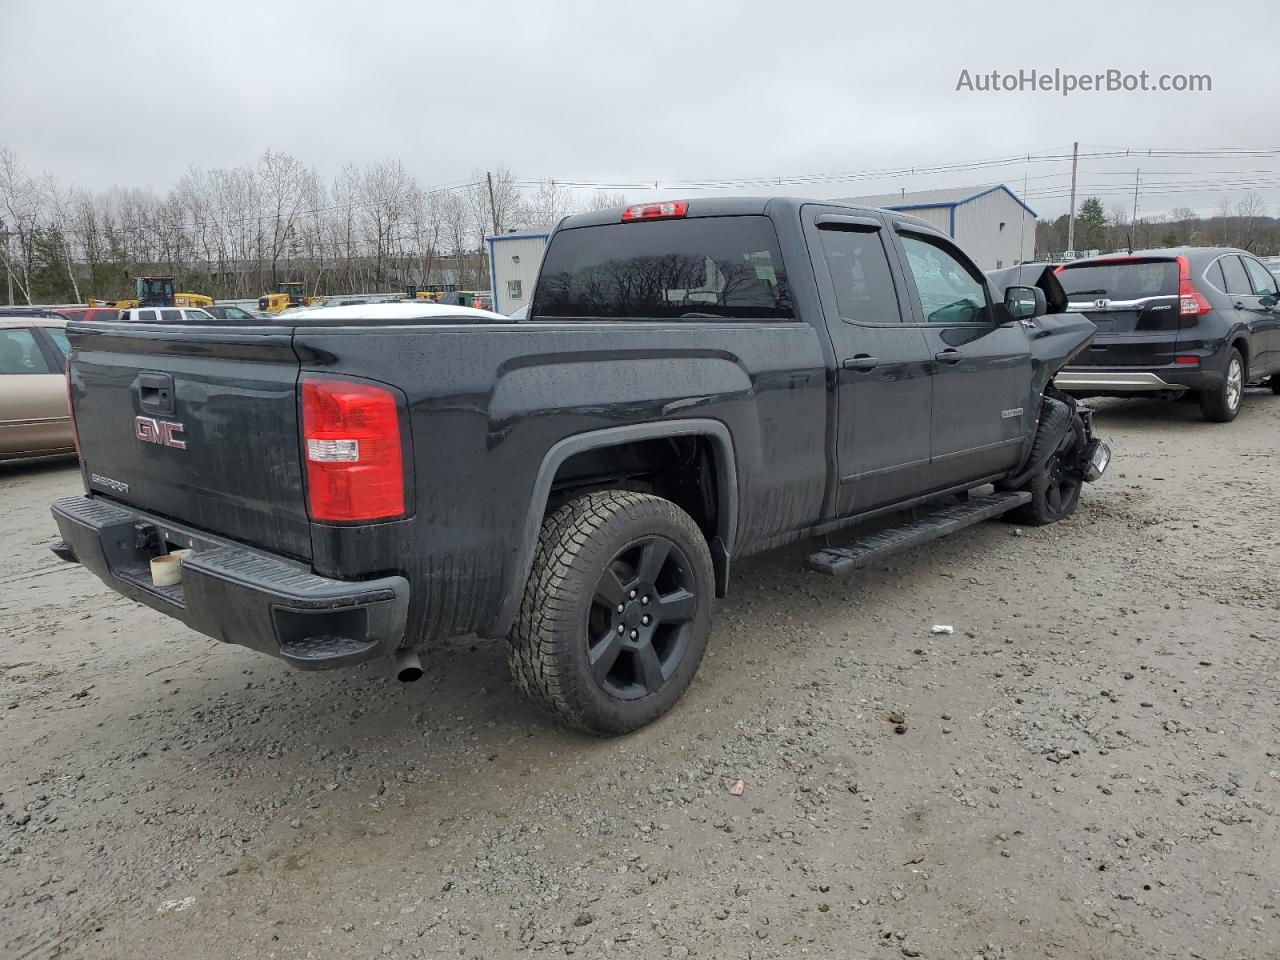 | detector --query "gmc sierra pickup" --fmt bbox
[51,197,1109,735]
